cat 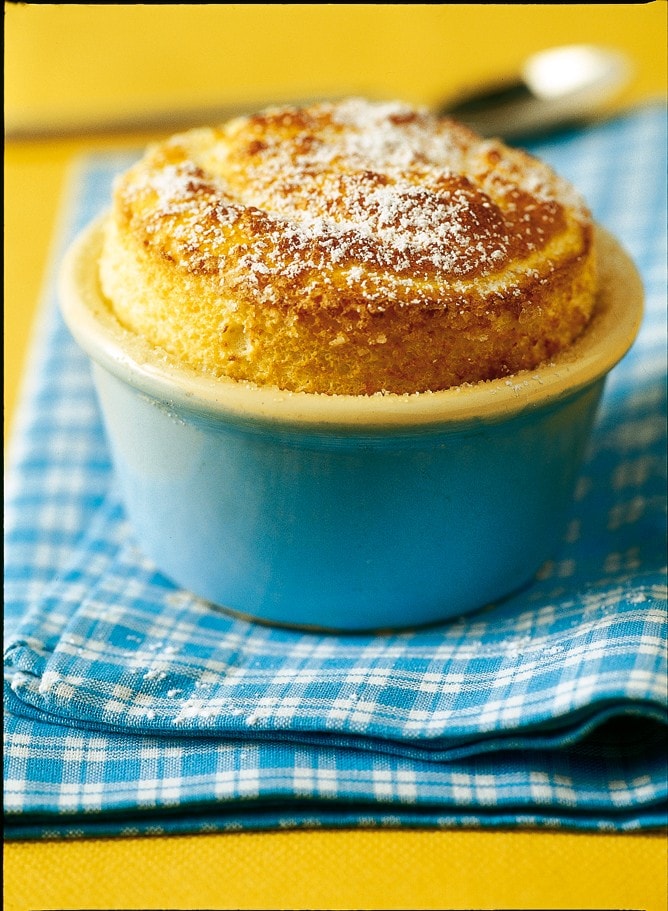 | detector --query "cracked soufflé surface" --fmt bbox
[100,97,597,395]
